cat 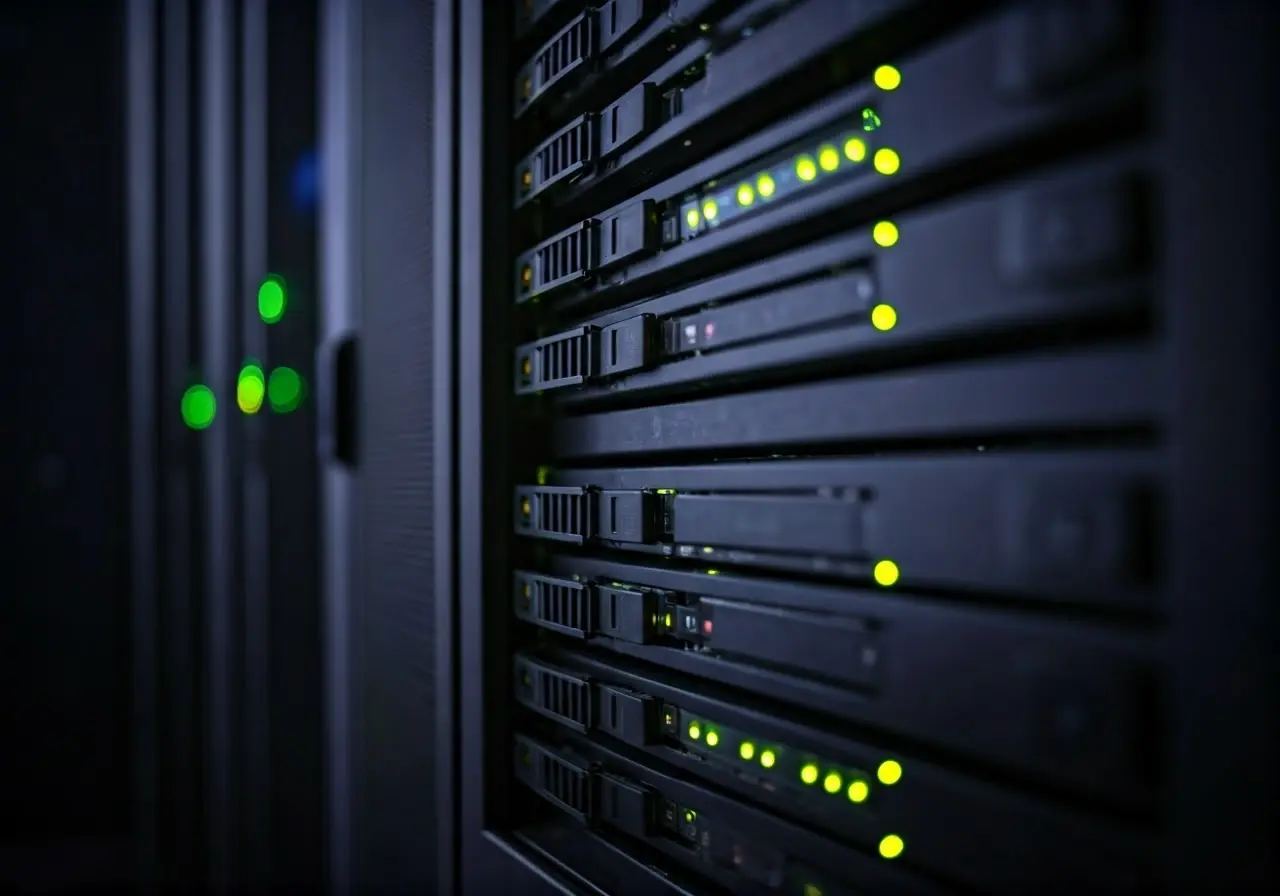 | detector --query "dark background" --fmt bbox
[0,0,132,882]
[0,0,131,835]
